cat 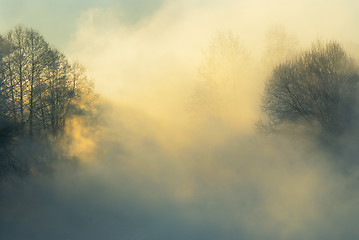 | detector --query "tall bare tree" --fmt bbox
[190,31,252,121]
[26,29,49,136]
